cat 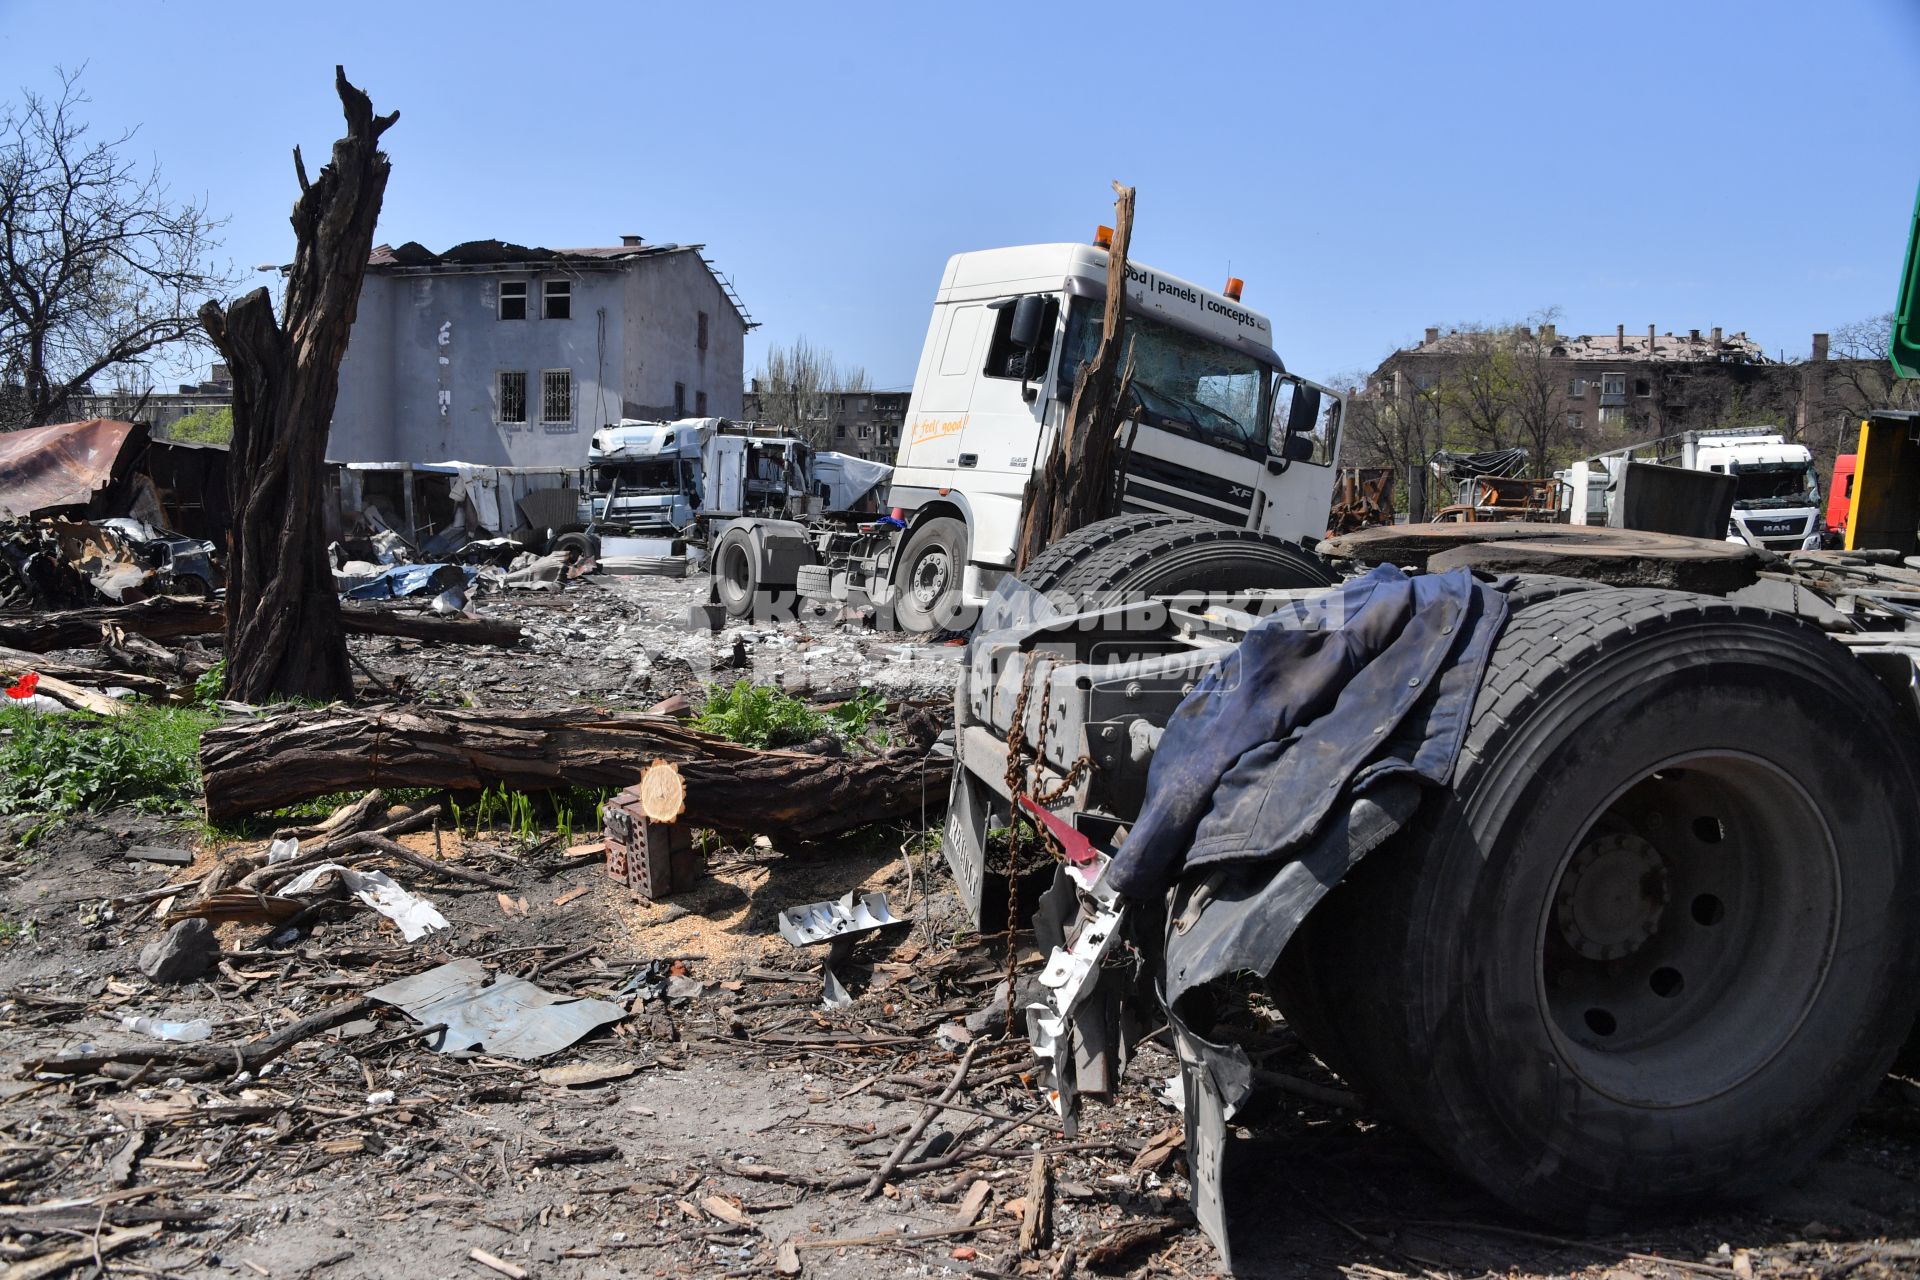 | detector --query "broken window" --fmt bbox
[674,383,687,417]
[696,390,708,416]
[859,425,872,439]
[498,371,528,424]
[835,424,847,439]
[540,370,572,425]
[697,311,710,351]
[1598,405,1625,426]
[1565,410,1582,432]
[499,281,527,321]
[544,280,571,320]
[1602,373,1627,396]
[984,296,1059,381]
[1567,378,1588,399]
[1634,378,1652,398]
